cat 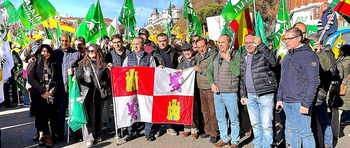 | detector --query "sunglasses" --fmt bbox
[88,50,96,53]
